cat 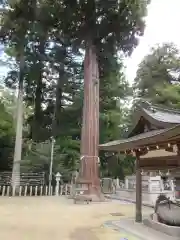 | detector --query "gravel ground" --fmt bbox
[0,196,152,240]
